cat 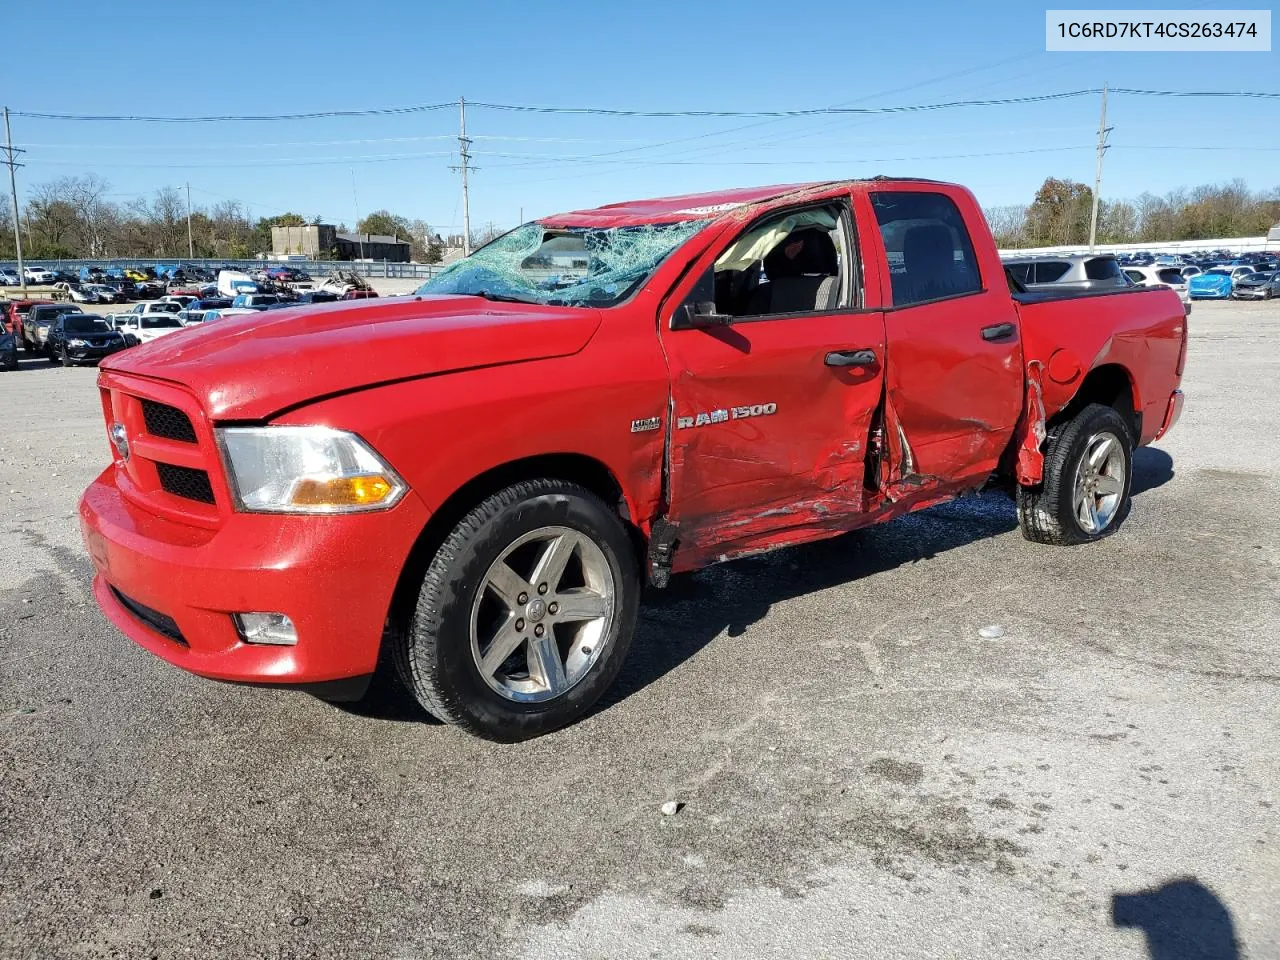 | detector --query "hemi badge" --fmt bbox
[630,417,662,433]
